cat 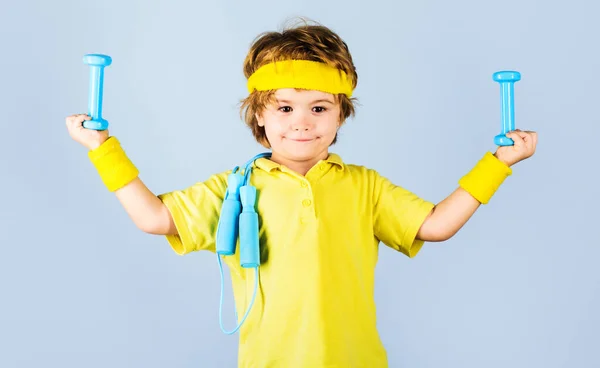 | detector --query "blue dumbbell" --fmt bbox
[82,54,112,130]
[493,71,521,146]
